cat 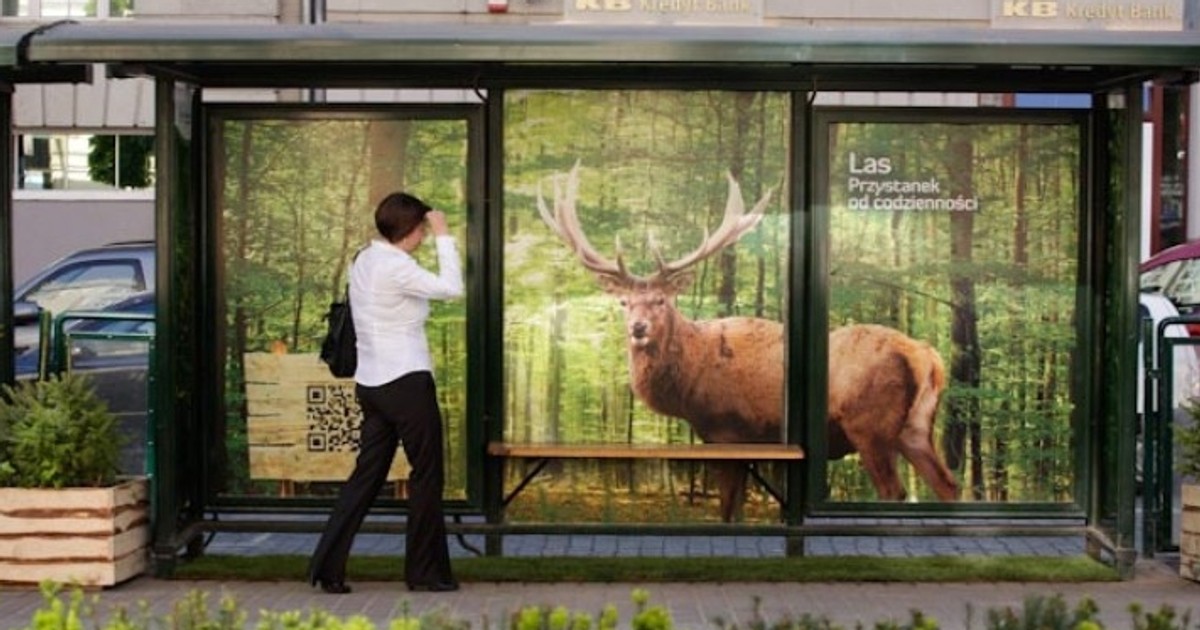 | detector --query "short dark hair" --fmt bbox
[375,192,431,242]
